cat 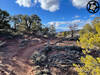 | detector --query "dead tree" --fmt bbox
[69,24,78,38]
